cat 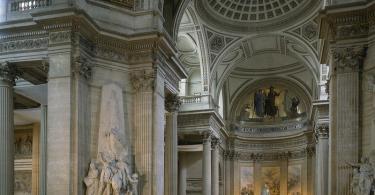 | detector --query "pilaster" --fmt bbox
[331,46,365,195]
[132,68,165,195]
[71,55,92,195]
